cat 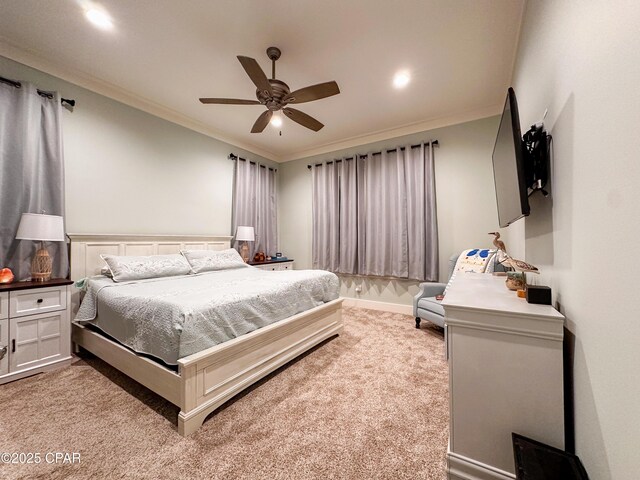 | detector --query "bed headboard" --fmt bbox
[68,233,232,281]
[68,234,232,315]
